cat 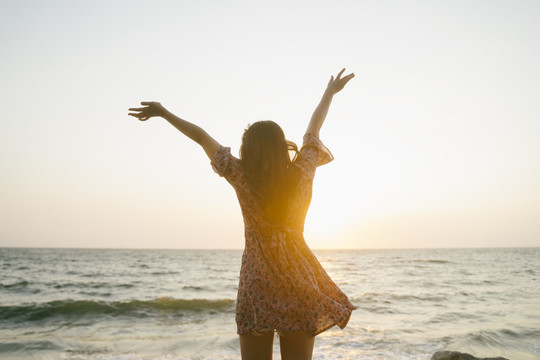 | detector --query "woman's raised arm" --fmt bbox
[305,68,355,138]
[128,101,220,161]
